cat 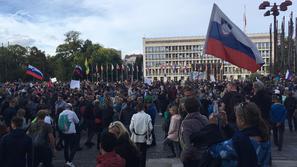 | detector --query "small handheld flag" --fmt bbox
[26,65,44,80]
[204,4,264,72]
[85,58,90,75]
